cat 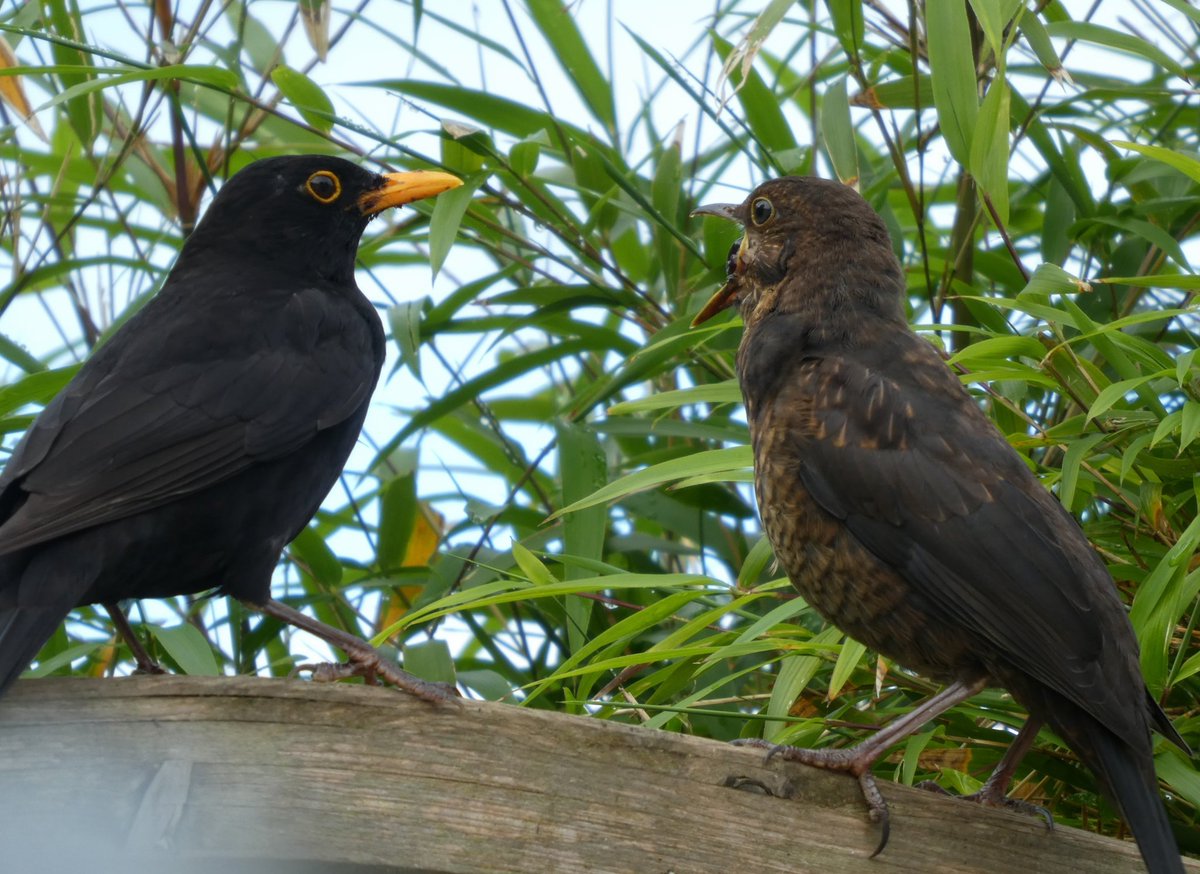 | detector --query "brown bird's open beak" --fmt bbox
[691,201,747,327]
[358,170,463,216]
[690,202,741,221]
